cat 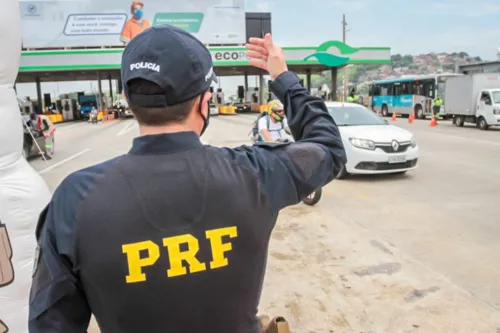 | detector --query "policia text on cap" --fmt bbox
[29,27,347,333]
